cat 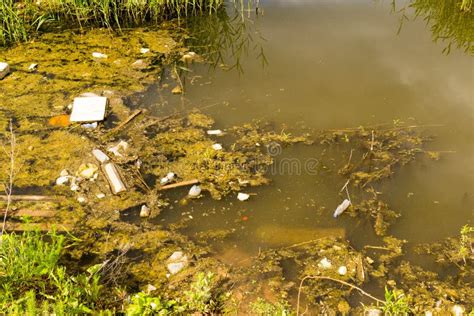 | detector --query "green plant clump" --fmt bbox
[0,231,106,314]
[0,0,224,46]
